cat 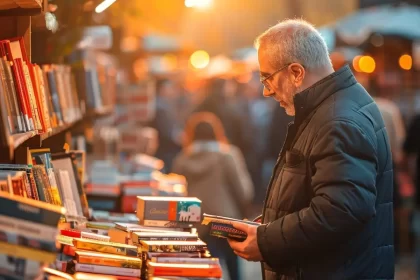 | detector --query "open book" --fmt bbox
[201,214,260,242]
